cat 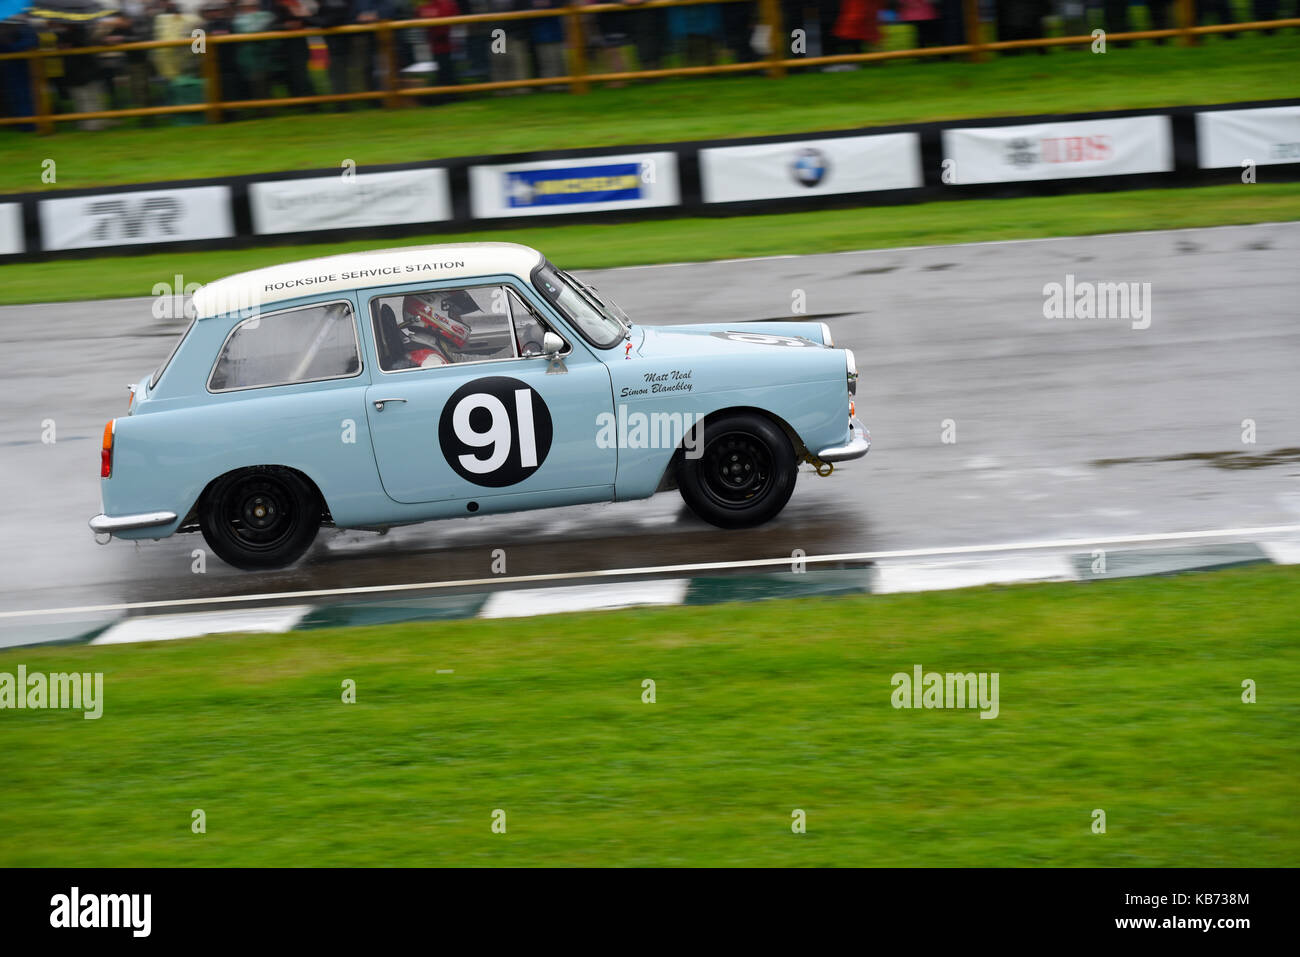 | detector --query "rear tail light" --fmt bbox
[101,419,115,478]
